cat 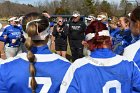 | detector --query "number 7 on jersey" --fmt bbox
[29,77,52,93]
